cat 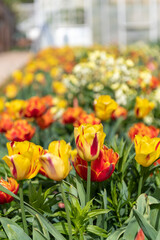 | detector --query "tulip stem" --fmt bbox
[60,181,72,240]
[138,166,144,197]
[19,182,29,235]
[86,161,91,204]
